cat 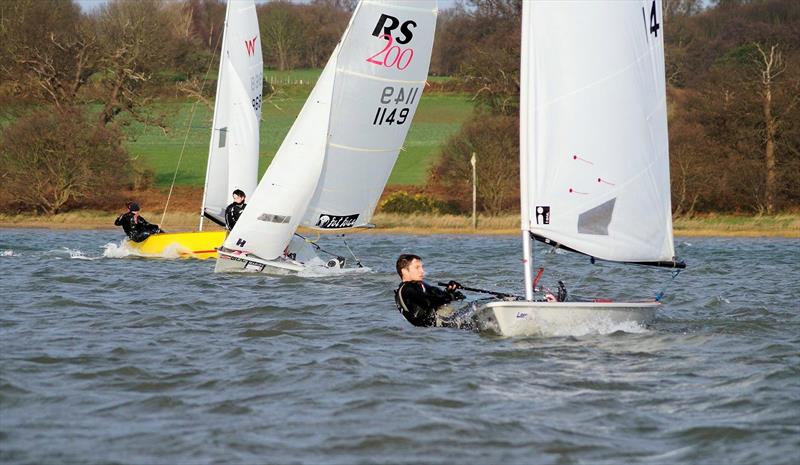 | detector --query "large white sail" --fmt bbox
[220,53,337,259]
[202,0,262,226]
[222,0,437,261]
[301,0,438,230]
[522,0,675,264]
